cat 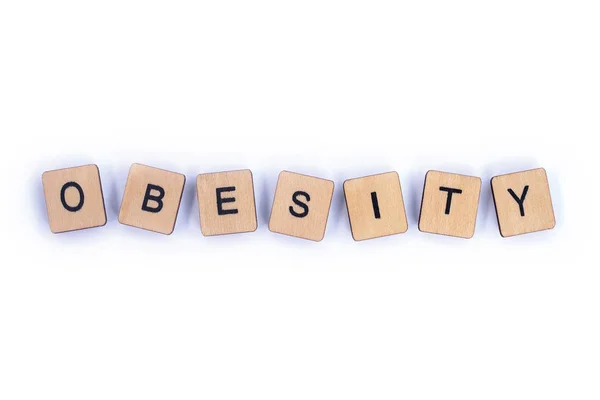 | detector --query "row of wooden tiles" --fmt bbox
[42,164,556,240]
